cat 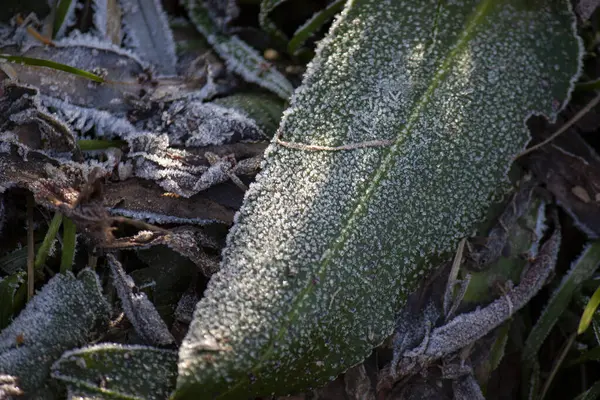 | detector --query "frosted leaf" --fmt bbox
[399,227,561,366]
[107,254,175,346]
[0,82,77,153]
[41,96,138,138]
[259,0,290,46]
[0,269,110,395]
[212,92,285,135]
[185,0,293,99]
[577,0,600,20]
[204,0,240,30]
[52,343,177,400]
[174,288,200,325]
[160,100,266,147]
[176,0,582,398]
[119,0,178,76]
